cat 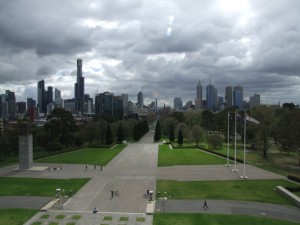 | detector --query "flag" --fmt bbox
[245,114,260,124]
